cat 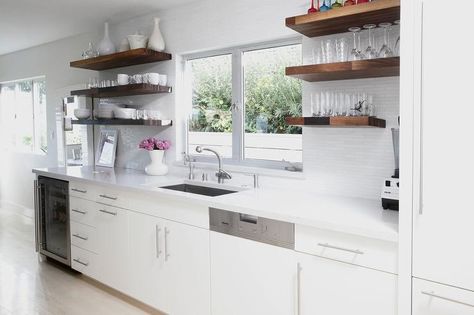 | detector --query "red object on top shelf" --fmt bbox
[357,0,370,3]
[308,0,319,13]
